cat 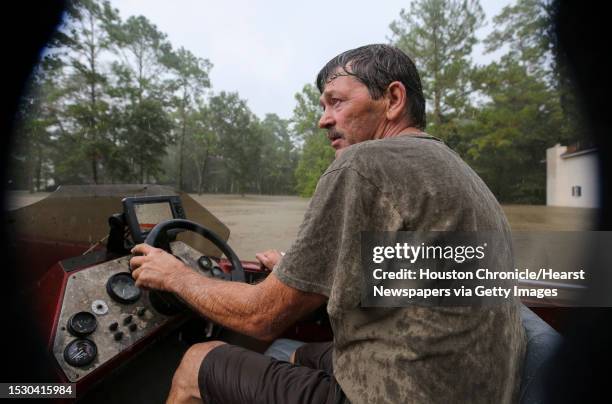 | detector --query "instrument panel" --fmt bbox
[52,241,217,382]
